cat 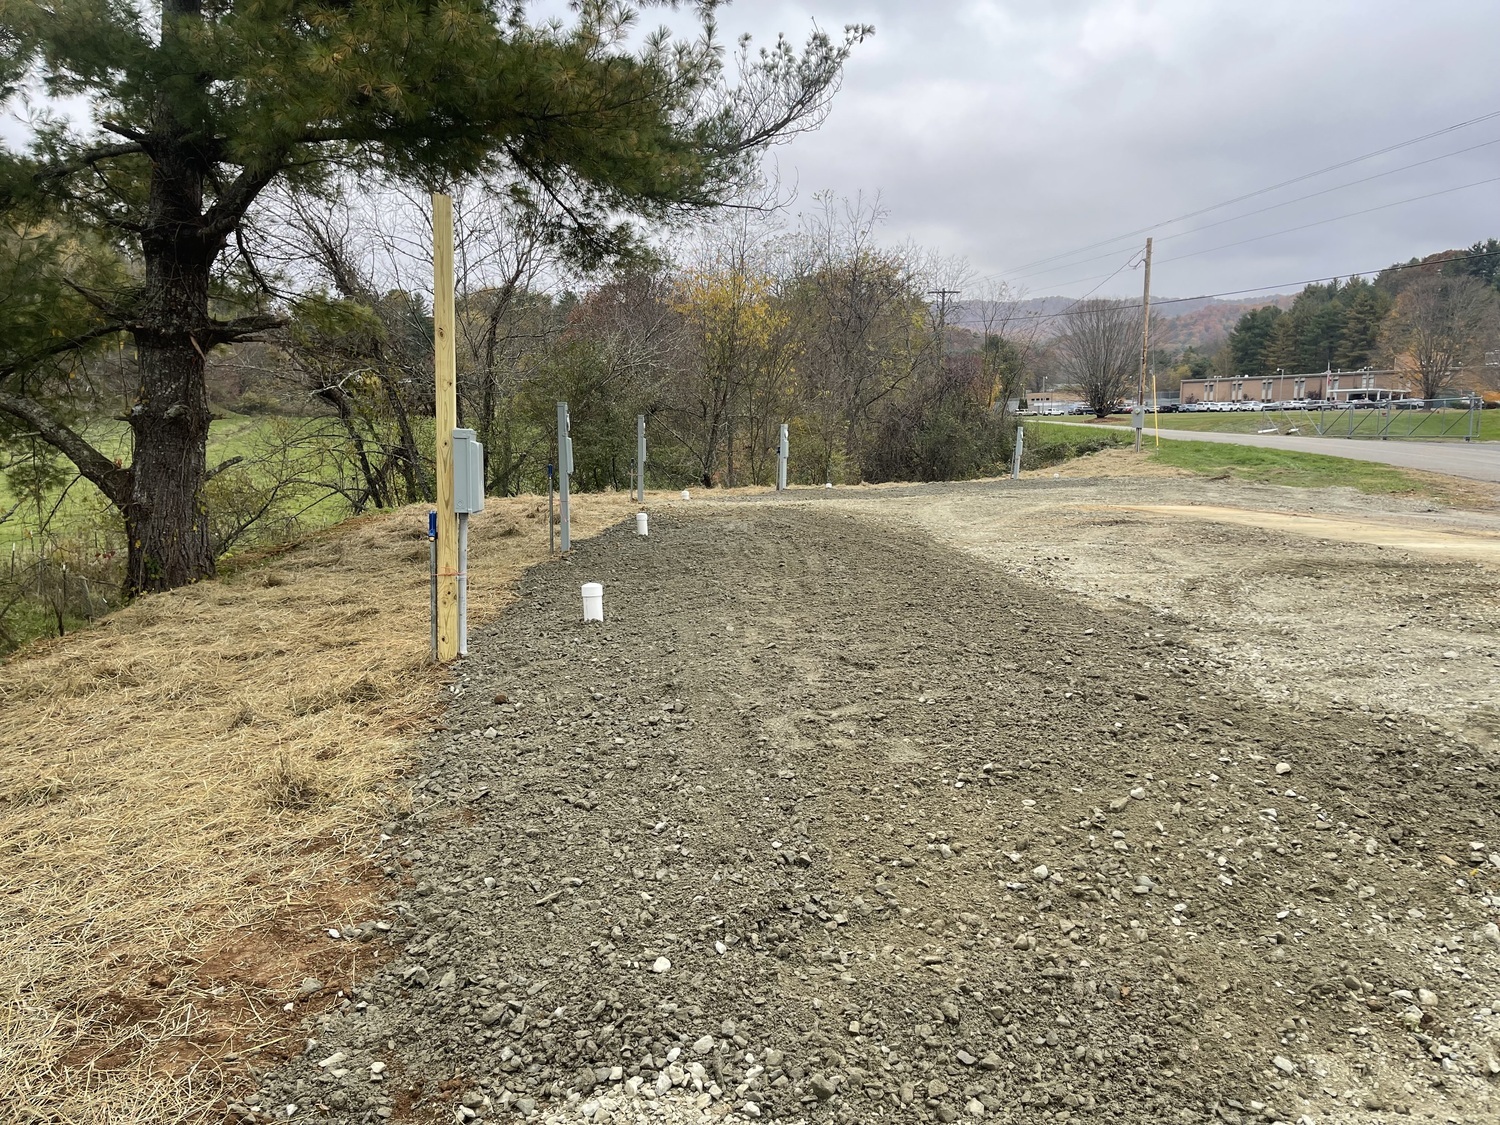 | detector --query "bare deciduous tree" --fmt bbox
[1384,275,1500,400]
[971,281,1041,427]
[1058,299,1141,417]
